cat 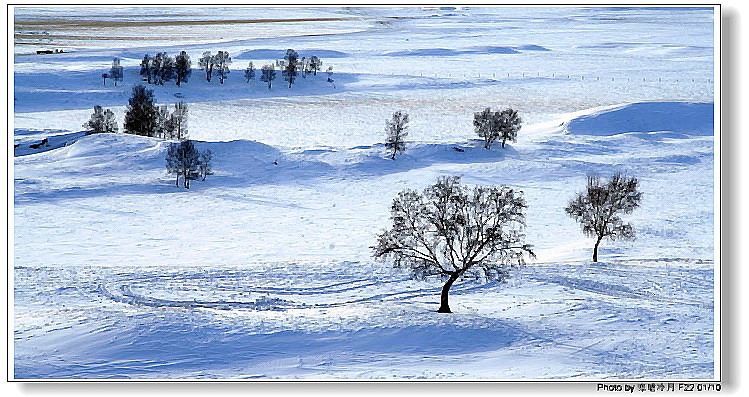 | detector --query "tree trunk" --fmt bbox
[593,236,602,262]
[175,175,179,186]
[501,139,506,149]
[437,273,460,313]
